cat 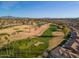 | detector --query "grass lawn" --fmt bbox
[0,24,57,58]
